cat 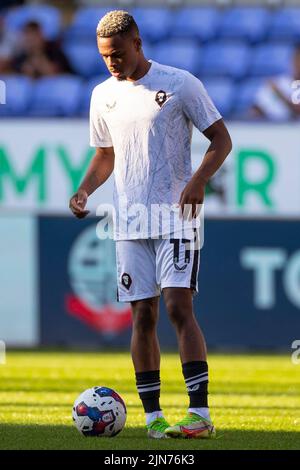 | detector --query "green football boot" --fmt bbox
[165,412,216,439]
[146,417,171,439]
